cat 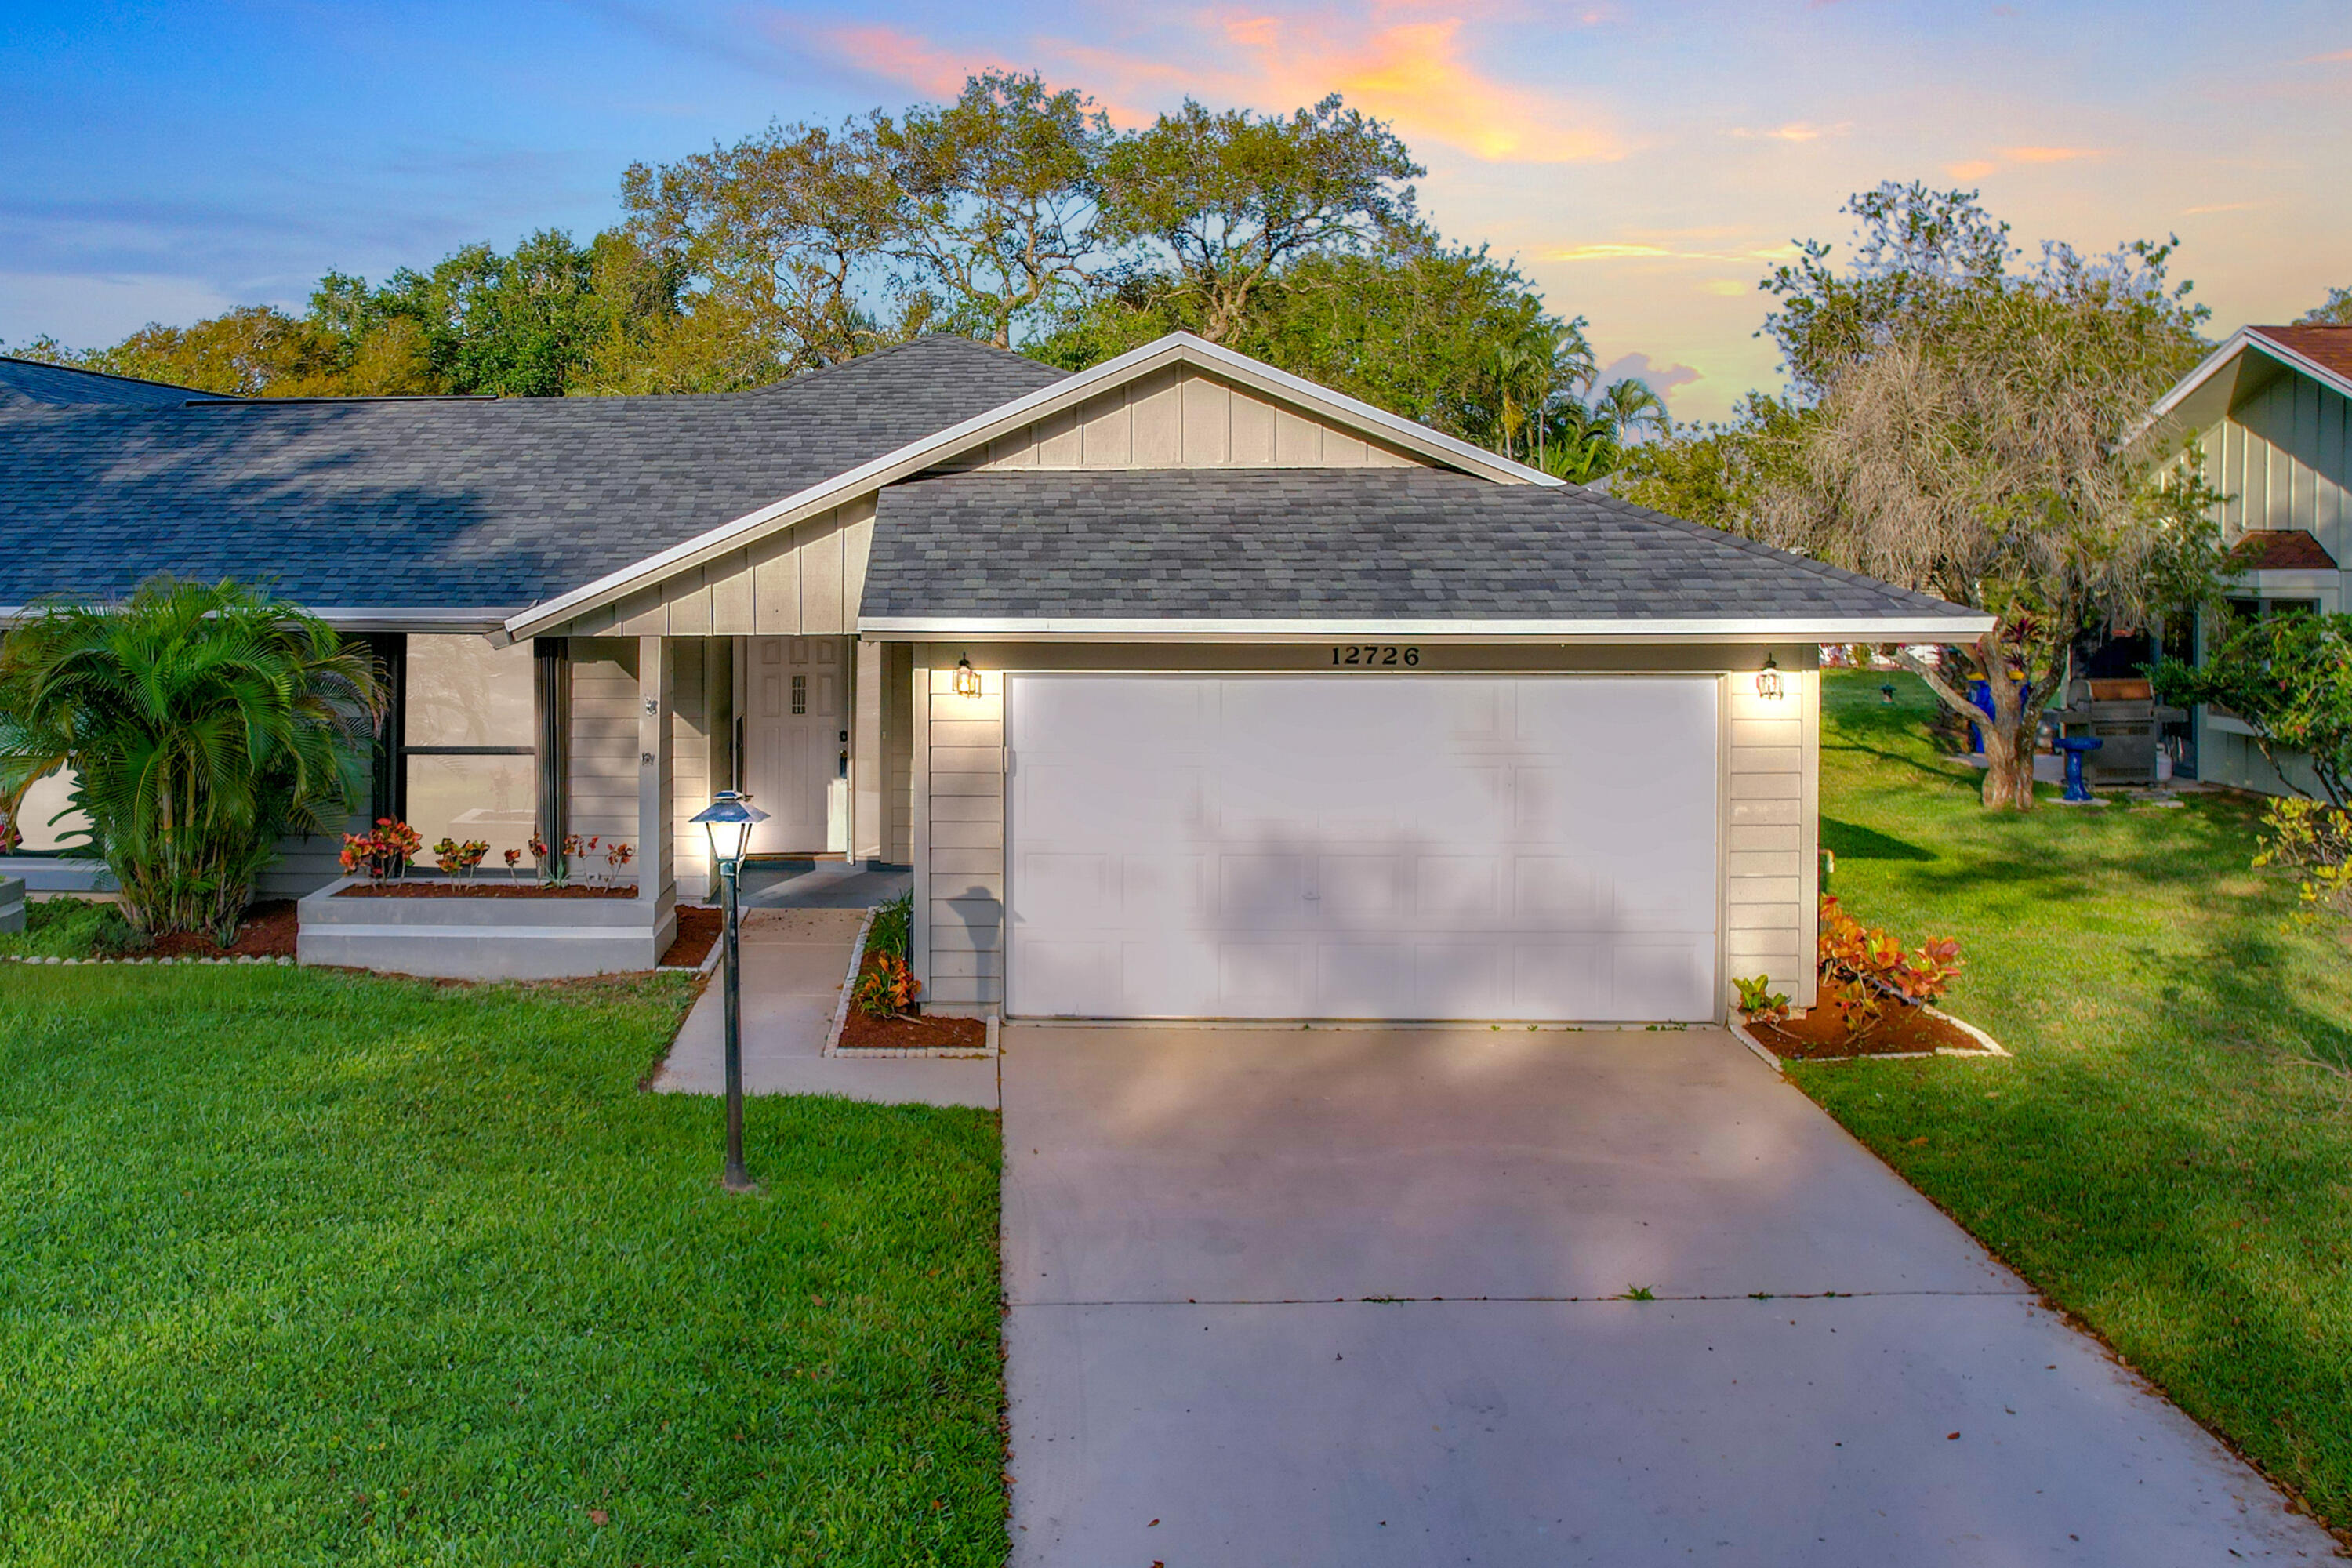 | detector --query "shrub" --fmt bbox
[2252,797,2352,918]
[1817,894,1963,1039]
[0,577,383,944]
[867,891,912,962]
[1733,974,1791,1025]
[851,951,921,1019]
